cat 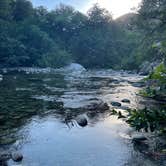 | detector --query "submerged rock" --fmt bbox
[0,151,11,162]
[111,101,121,107]
[121,99,130,103]
[132,82,145,87]
[0,137,16,145]
[86,101,109,112]
[0,161,8,166]
[11,152,23,162]
[76,116,88,127]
